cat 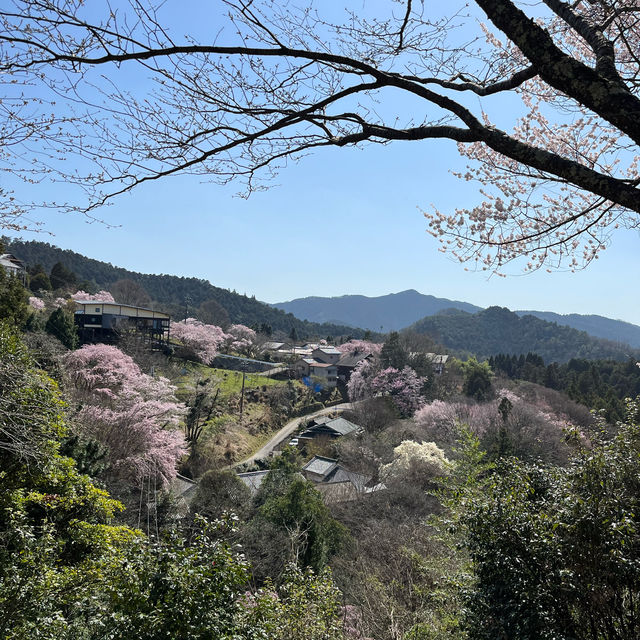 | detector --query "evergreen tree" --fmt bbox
[380,331,408,370]
[45,307,78,349]
[0,268,29,327]
[49,261,76,290]
[462,358,493,402]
